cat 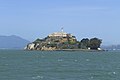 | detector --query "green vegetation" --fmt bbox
[79,38,89,49]
[78,37,102,50]
[89,38,102,50]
